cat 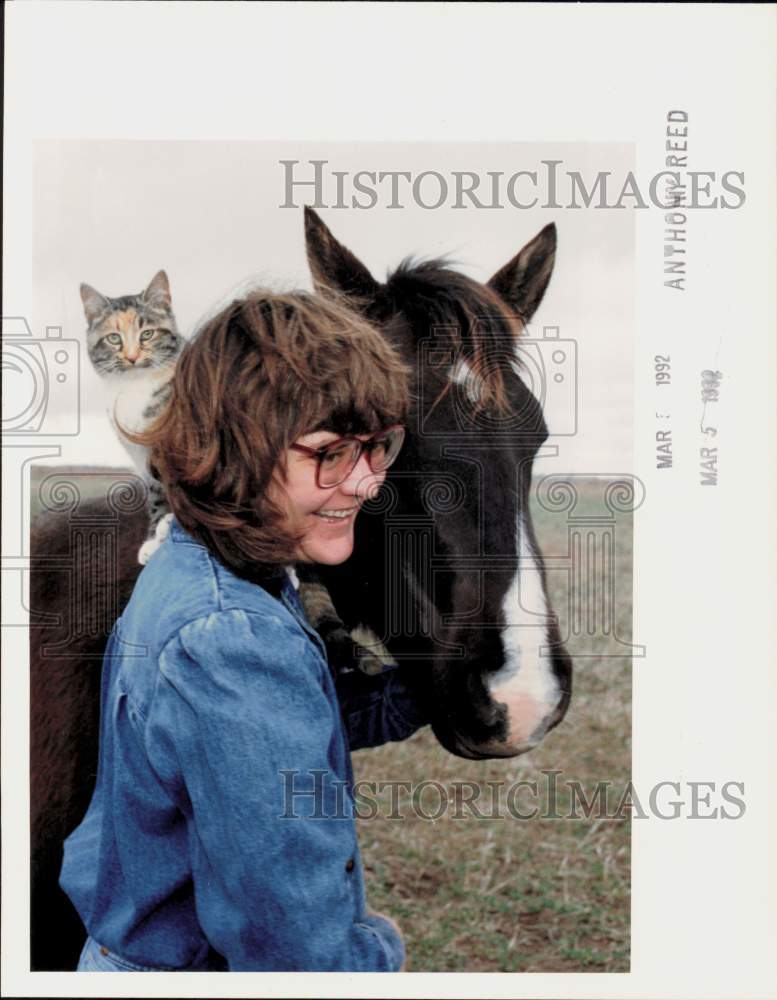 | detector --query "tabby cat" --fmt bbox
[80,270,184,564]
